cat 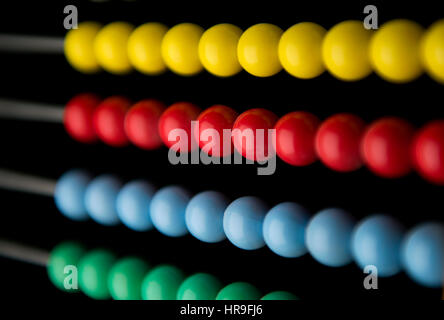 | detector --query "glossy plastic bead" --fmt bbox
[161,23,204,76]
[176,273,223,300]
[127,22,168,75]
[402,223,444,287]
[185,191,229,243]
[421,20,444,83]
[278,22,326,79]
[150,186,191,237]
[306,208,355,267]
[64,21,102,73]
[198,24,243,77]
[93,22,134,74]
[84,174,122,226]
[141,265,185,300]
[261,291,299,300]
[263,202,310,258]
[370,20,424,83]
[223,196,268,250]
[322,20,373,81]
[274,111,320,166]
[116,180,156,231]
[352,215,404,277]
[237,23,283,77]
[54,169,92,221]
[362,117,414,178]
[124,99,166,150]
[315,113,366,172]
[216,282,261,300]
[108,257,150,300]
